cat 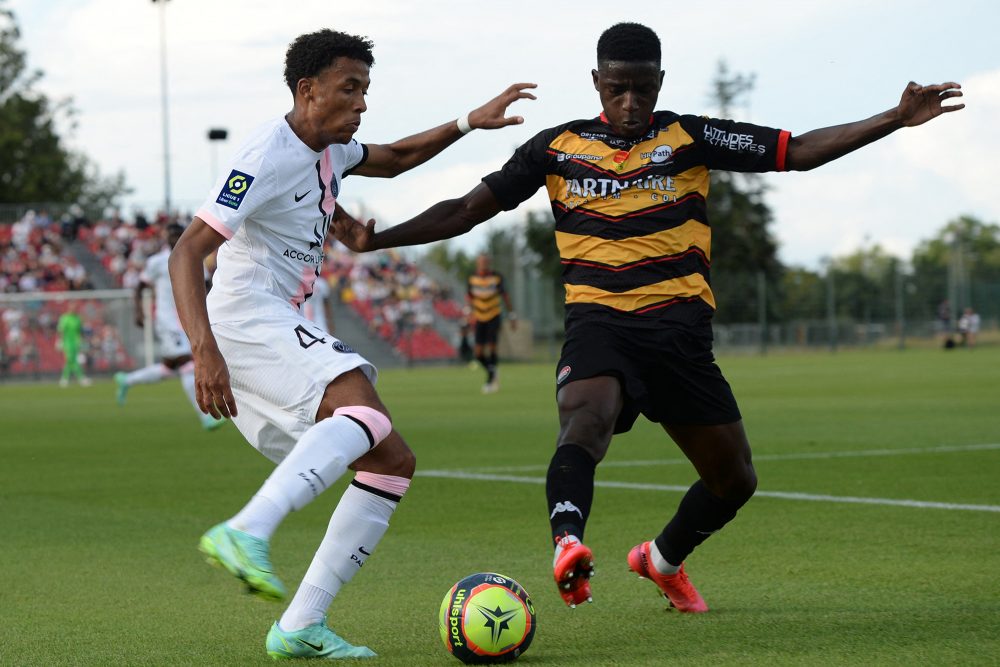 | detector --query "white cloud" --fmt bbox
[8,0,1000,267]
[770,68,1000,268]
